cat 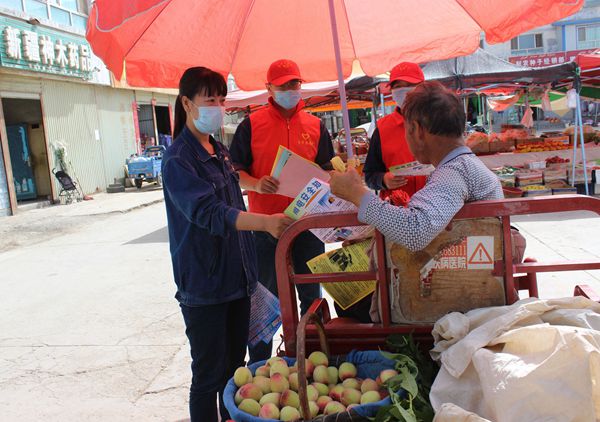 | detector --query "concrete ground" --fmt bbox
[0,190,599,421]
